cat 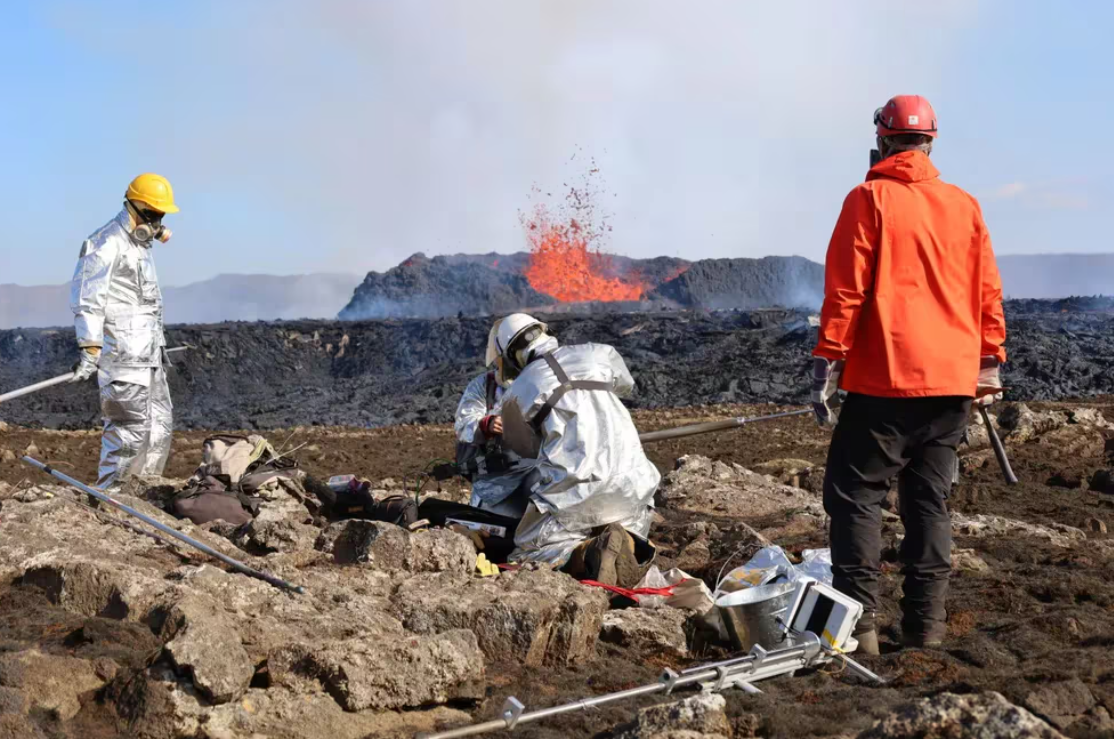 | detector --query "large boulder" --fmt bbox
[0,489,252,622]
[157,594,255,704]
[391,569,609,666]
[0,714,47,739]
[19,555,169,620]
[268,629,485,711]
[657,455,822,521]
[1024,679,1098,731]
[0,648,107,721]
[997,404,1068,443]
[207,687,471,739]
[234,478,319,554]
[1035,424,1106,459]
[110,664,472,739]
[315,520,475,574]
[951,513,1086,548]
[611,693,731,739]
[600,608,690,659]
[858,691,1066,739]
